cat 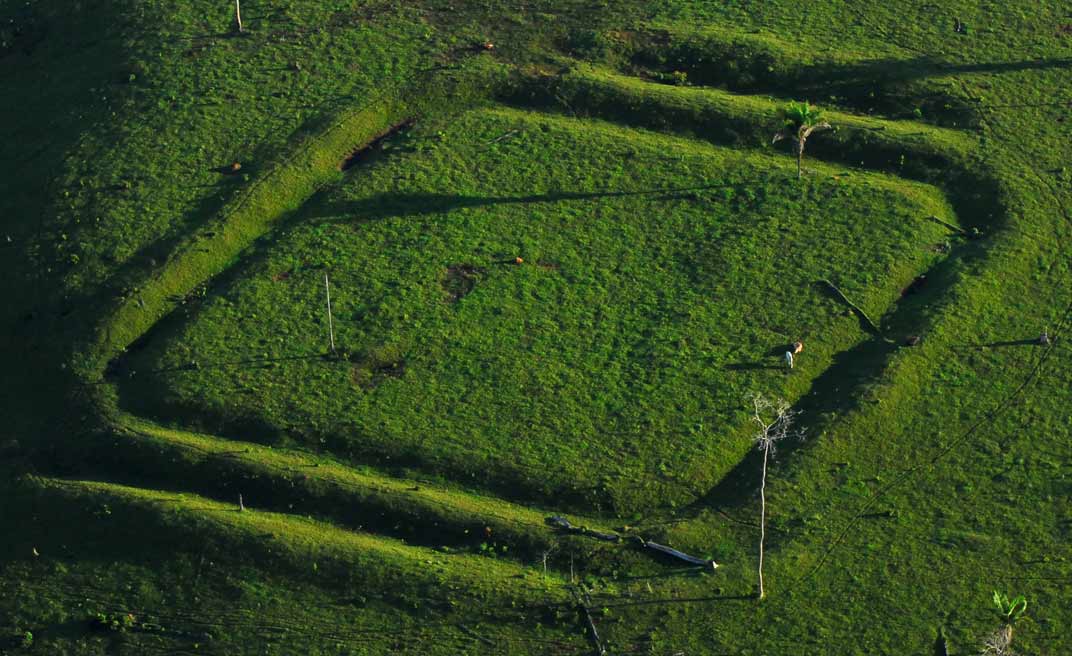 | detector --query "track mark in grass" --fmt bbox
[442,264,485,304]
[340,118,417,171]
